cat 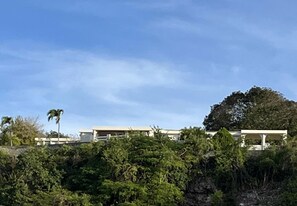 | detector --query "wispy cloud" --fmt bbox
[2,0,295,135]
[149,3,297,50]
[0,47,201,134]
[0,48,184,105]
[228,20,297,50]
